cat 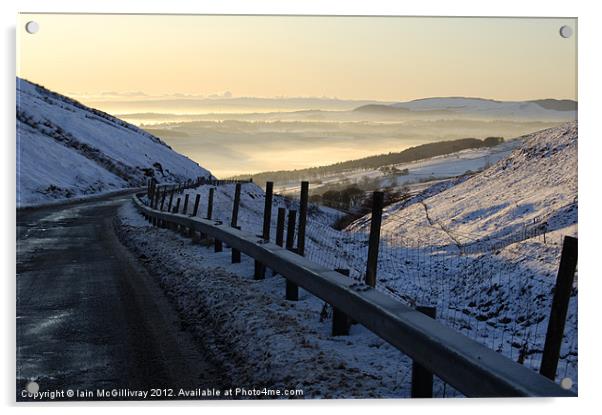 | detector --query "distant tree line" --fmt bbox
[326,185,411,230]
[230,137,504,184]
[310,186,365,211]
